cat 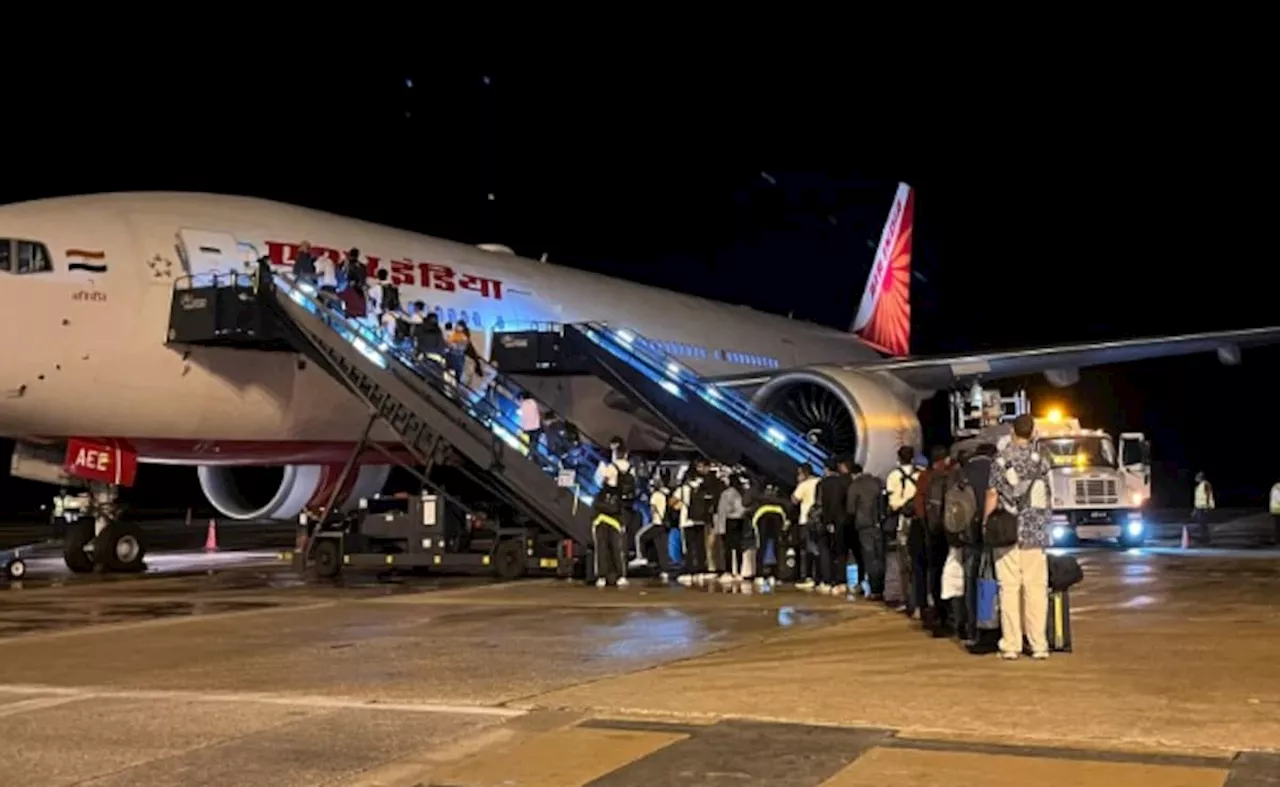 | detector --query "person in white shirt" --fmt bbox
[790,464,820,588]
[518,392,542,451]
[316,254,338,293]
